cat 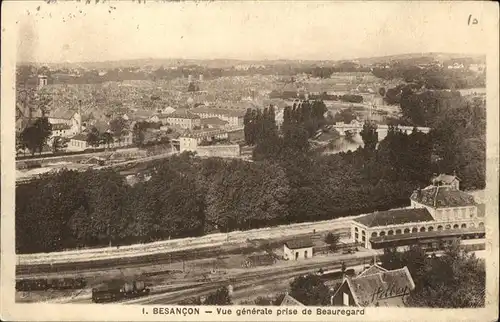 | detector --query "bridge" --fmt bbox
[331,121,431,137]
